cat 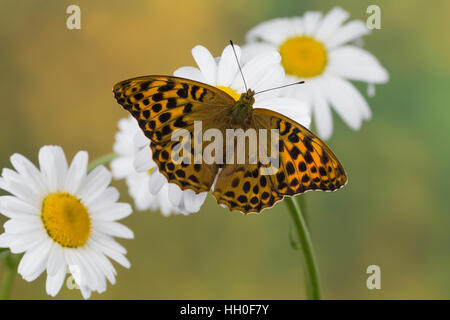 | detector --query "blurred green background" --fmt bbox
[0,0,449,299]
